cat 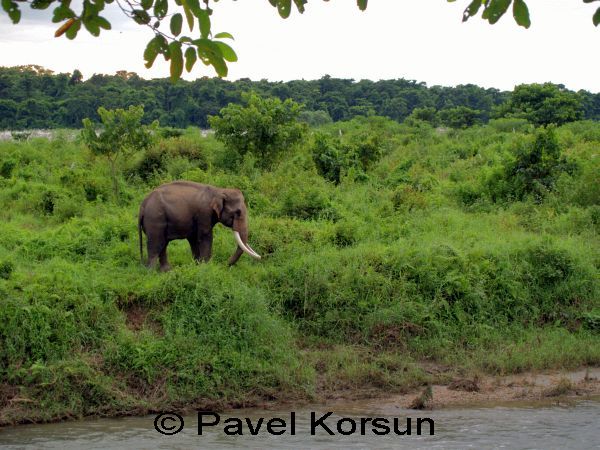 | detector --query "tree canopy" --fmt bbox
[2,1,599,81]
[1,66,598,131]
